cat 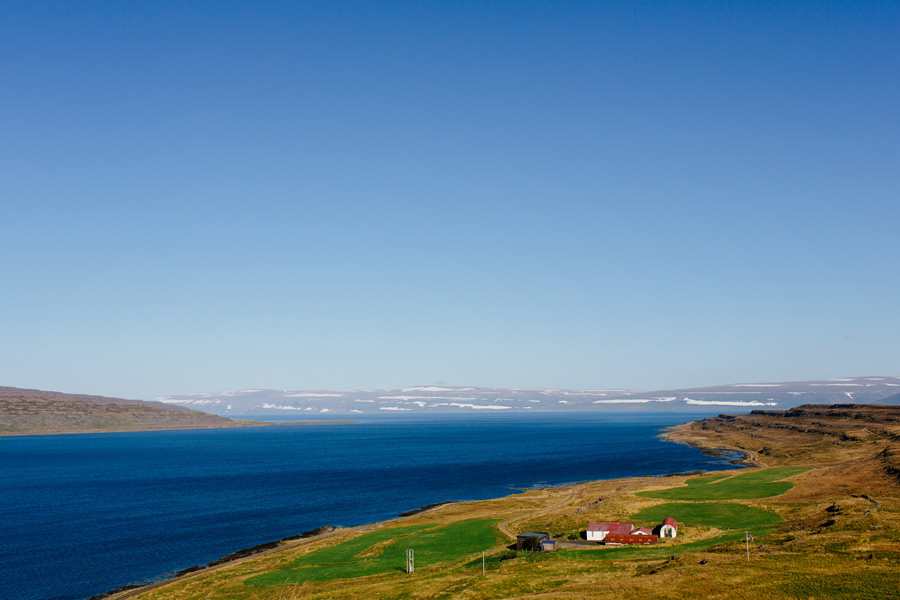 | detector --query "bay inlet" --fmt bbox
[0,412,740,600]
